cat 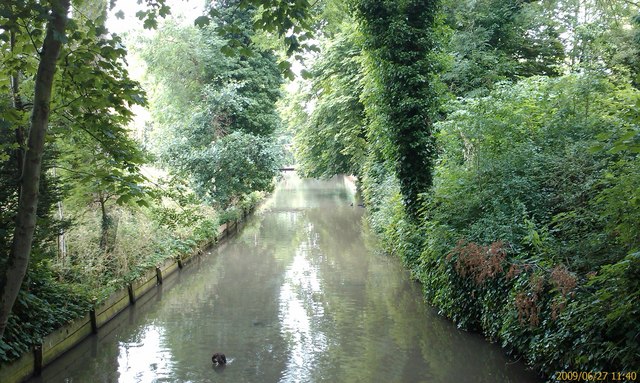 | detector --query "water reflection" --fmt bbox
[28,173,539,383]
[278,232,328,382]
[117,326,174,382]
